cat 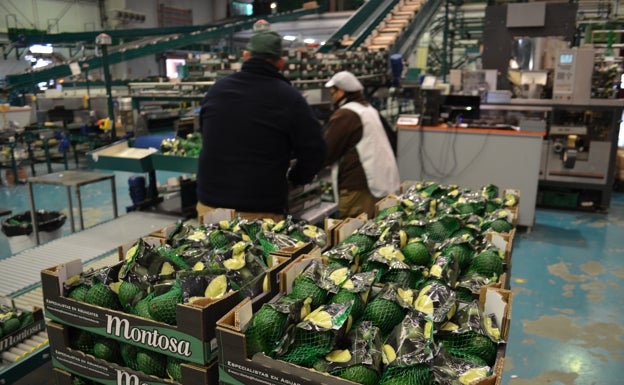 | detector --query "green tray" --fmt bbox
[152,153,198,174]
